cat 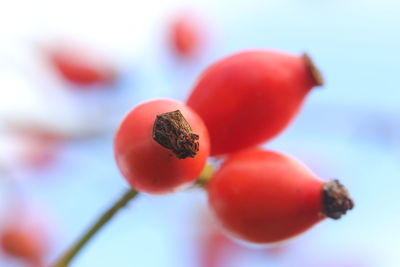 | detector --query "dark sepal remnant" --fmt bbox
[303,53,324,87]
[322,179,354,219]
[152,110,199,159]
